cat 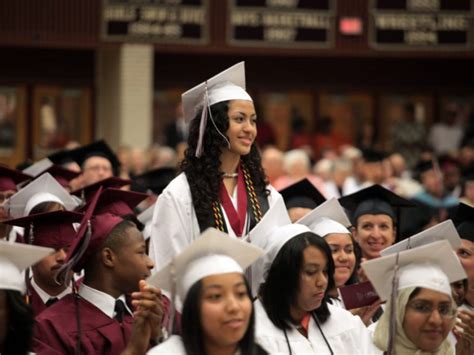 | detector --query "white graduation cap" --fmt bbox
[147,227,263,303]
[296,197,351,237]
[22,158,54,177]
[137,202,155,241]
[362,240,466,301]
[0,240,54,293]
[6,173,80,219]
[380,220,461,257]
[182,62,252,123]
[181,62,253,157]
[246,196,292,294]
